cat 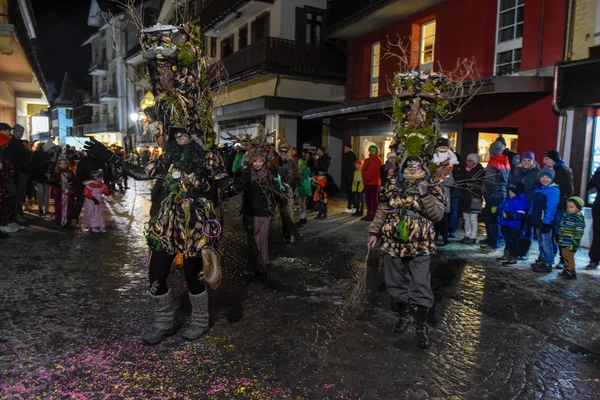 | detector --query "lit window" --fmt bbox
[420,20,436,70]
[495,0,524,75]
[370,42,380,98]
